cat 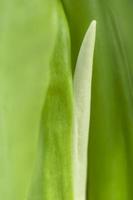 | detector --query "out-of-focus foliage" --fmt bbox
[31,1,73,200]
[1,0,133,200]
[0,1,73,200]
[62,0,133,200]
[62,0,92,71]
